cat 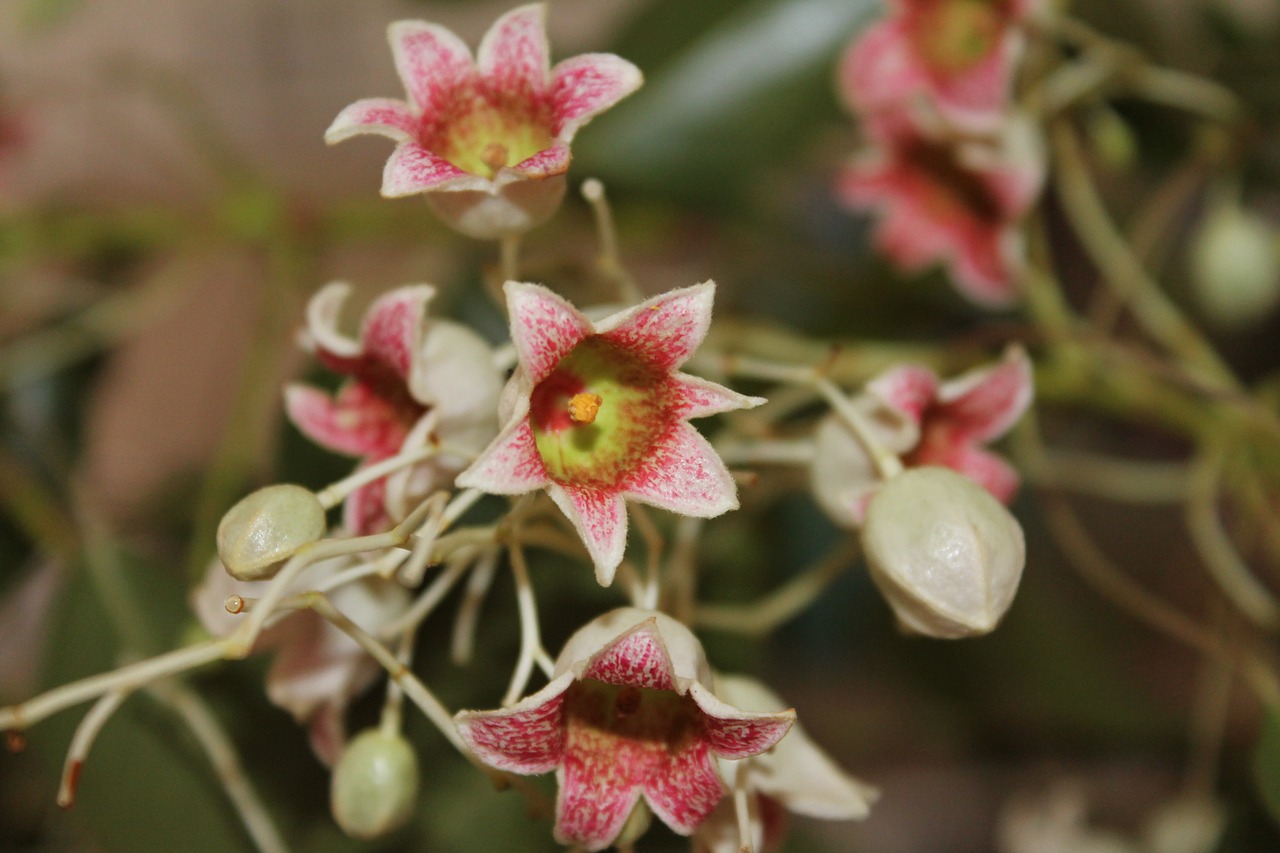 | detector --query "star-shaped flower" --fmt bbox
[693,674,877,853]
[837,110,1044,304]
[812,346,1032,528]
[455,609,796,852]
[840,0,1038,132]
[326,4,642,239]
[285,282,501,534]
[456,281,763,585]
